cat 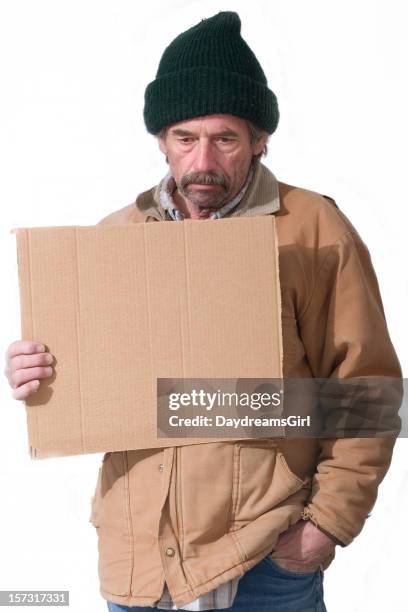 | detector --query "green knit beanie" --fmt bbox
[143,11,279,135]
